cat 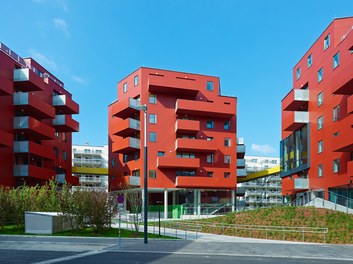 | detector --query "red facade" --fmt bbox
[281,18,353,200]
[108,67,238,199]
[0,42,79,187]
